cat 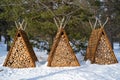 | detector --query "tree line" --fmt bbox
[0,0,120,48]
